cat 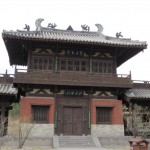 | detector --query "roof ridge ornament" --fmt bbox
[67,25,73,31]
[95,24,103,33]
[116,32,123,38]
[81,24,90,32]
[47,23,57,29]
[24,24,30,31]
[35,18,44,31]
